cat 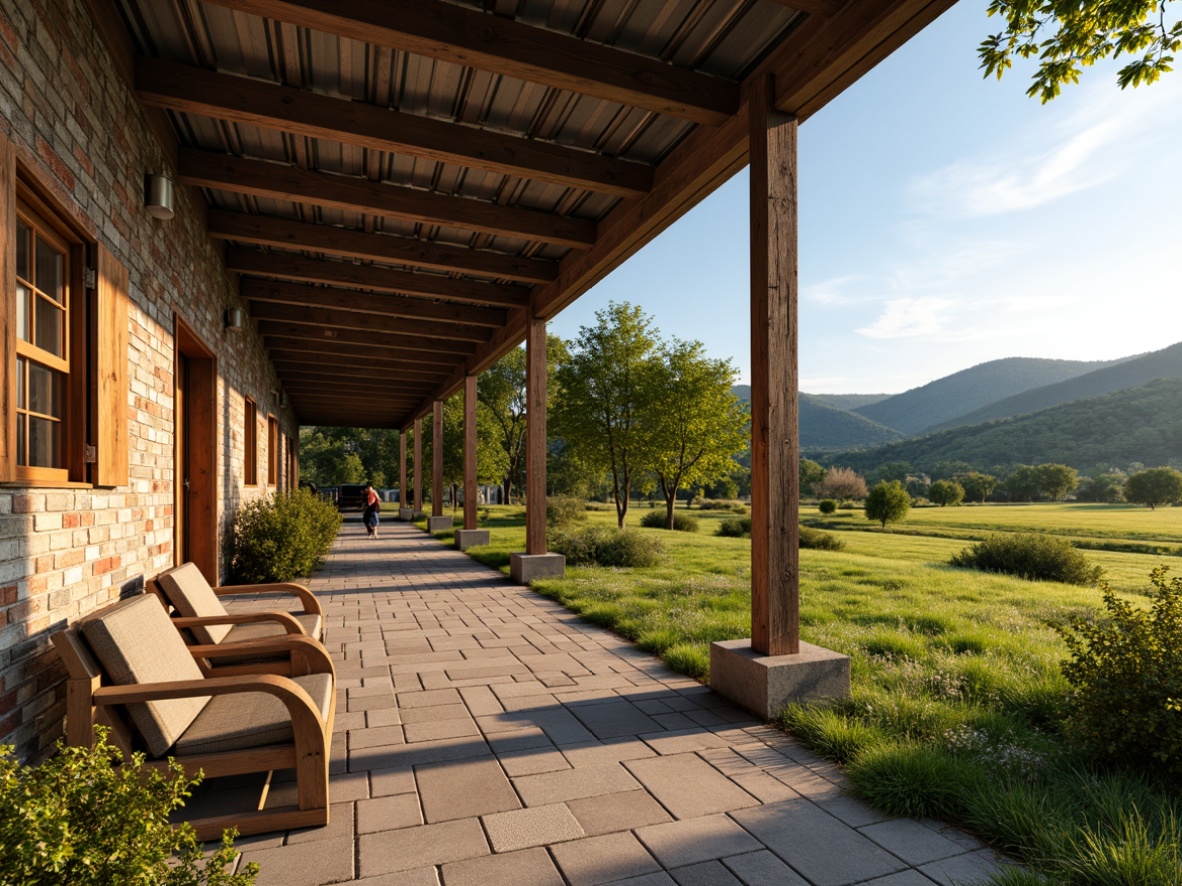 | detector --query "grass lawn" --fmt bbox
[422,501,1182,885]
